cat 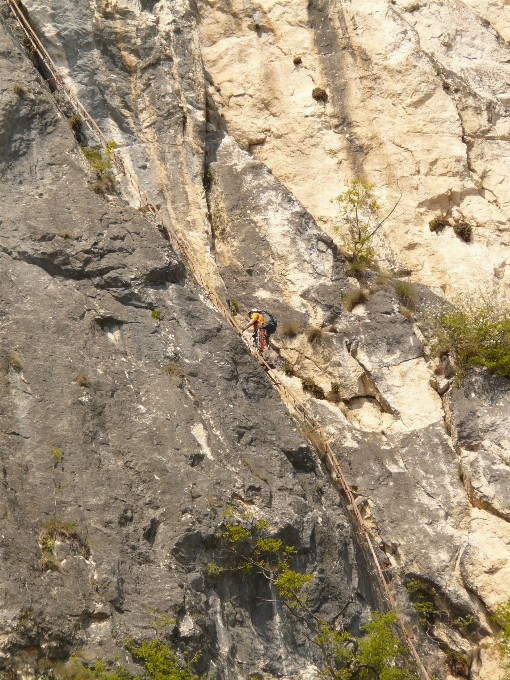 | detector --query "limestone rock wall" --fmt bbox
[3,0,510,678]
